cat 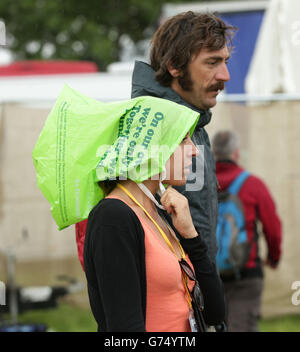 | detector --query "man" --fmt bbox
[76,11,235,269]
[212,130,282,332]
[75,11,233,330]
[131,11,235,262]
